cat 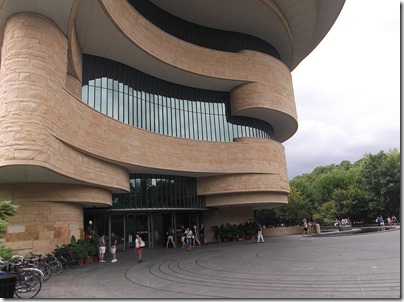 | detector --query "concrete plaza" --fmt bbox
[34,228,400,299]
